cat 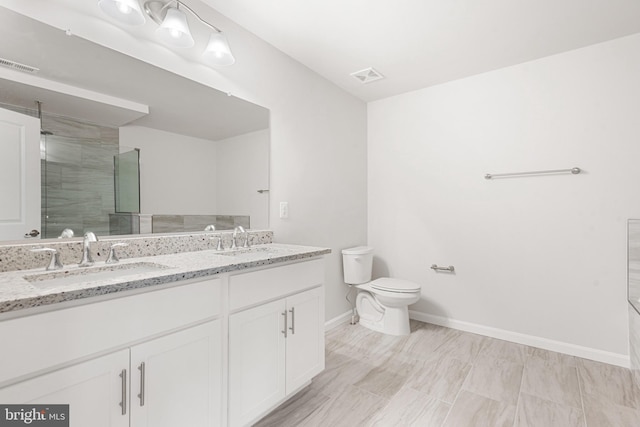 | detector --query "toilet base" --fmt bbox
[356,291,412,336]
